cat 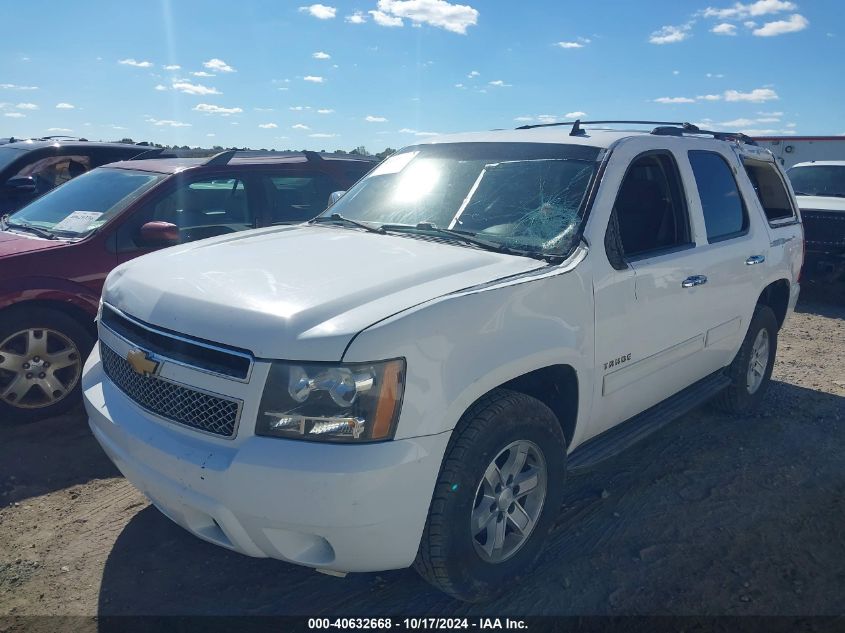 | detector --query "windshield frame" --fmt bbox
[5,166,167,240]
[316,142,608,262]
